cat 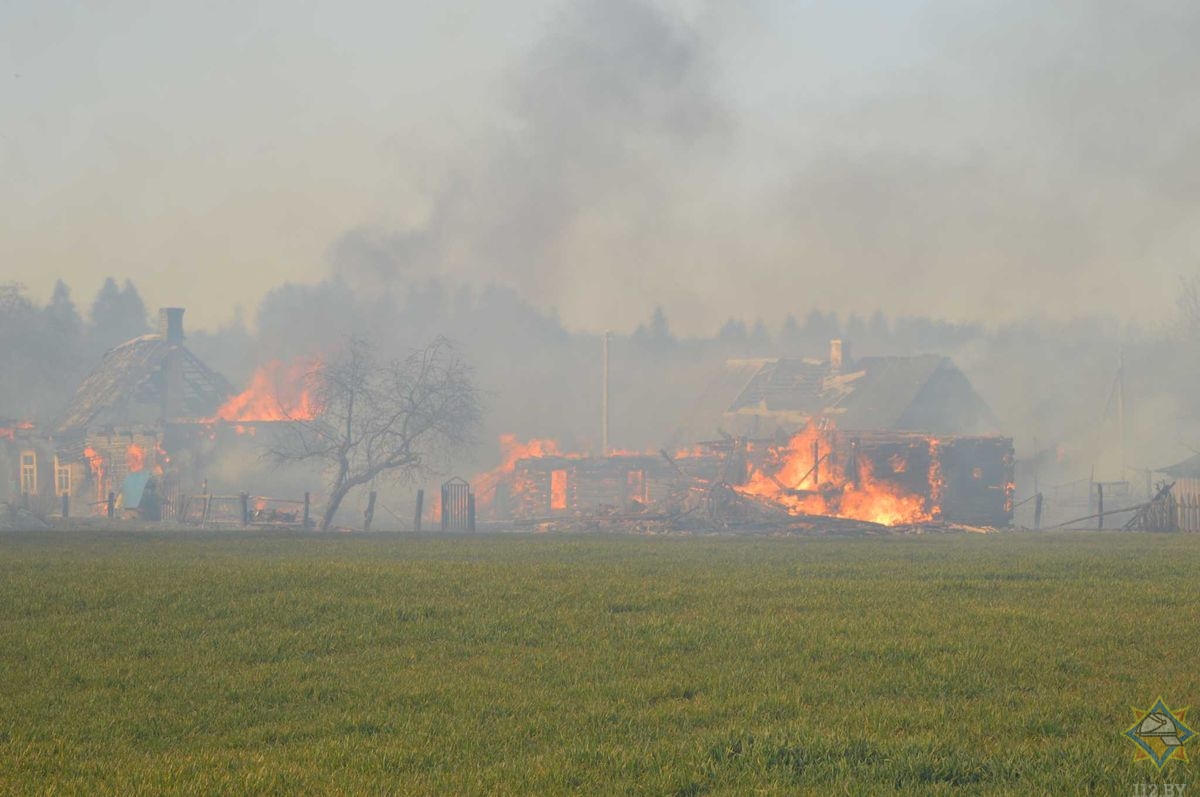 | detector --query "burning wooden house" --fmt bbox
[50,308,234,516]
[483,340,1013,529]
[2,303,323,521]
[733,427,1012,526]
[498,428,1012,527]
[710,341,1013,525]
